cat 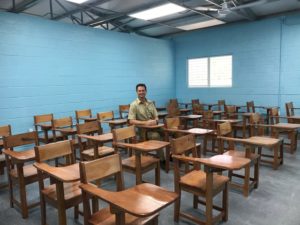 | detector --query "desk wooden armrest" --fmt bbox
[80,183,178,217]
[217,136,251,144]
[270,115,288,119]
[163,128,189,134]
[78,133,113,142]
[3,149,35,162]
[248,123,272,128]
[77,134,91,139]
[172,155,250,170]
[35,123,52,130]
[136,123,164,129]
[33,162,79,182]
[203,103,218,107]
[115,140,169,152]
